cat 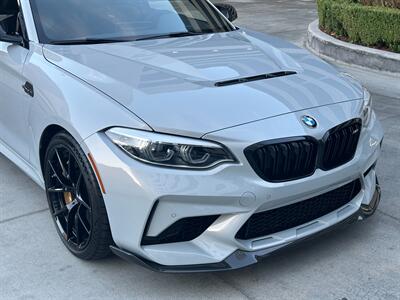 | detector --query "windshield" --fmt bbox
[29,0,235,44]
